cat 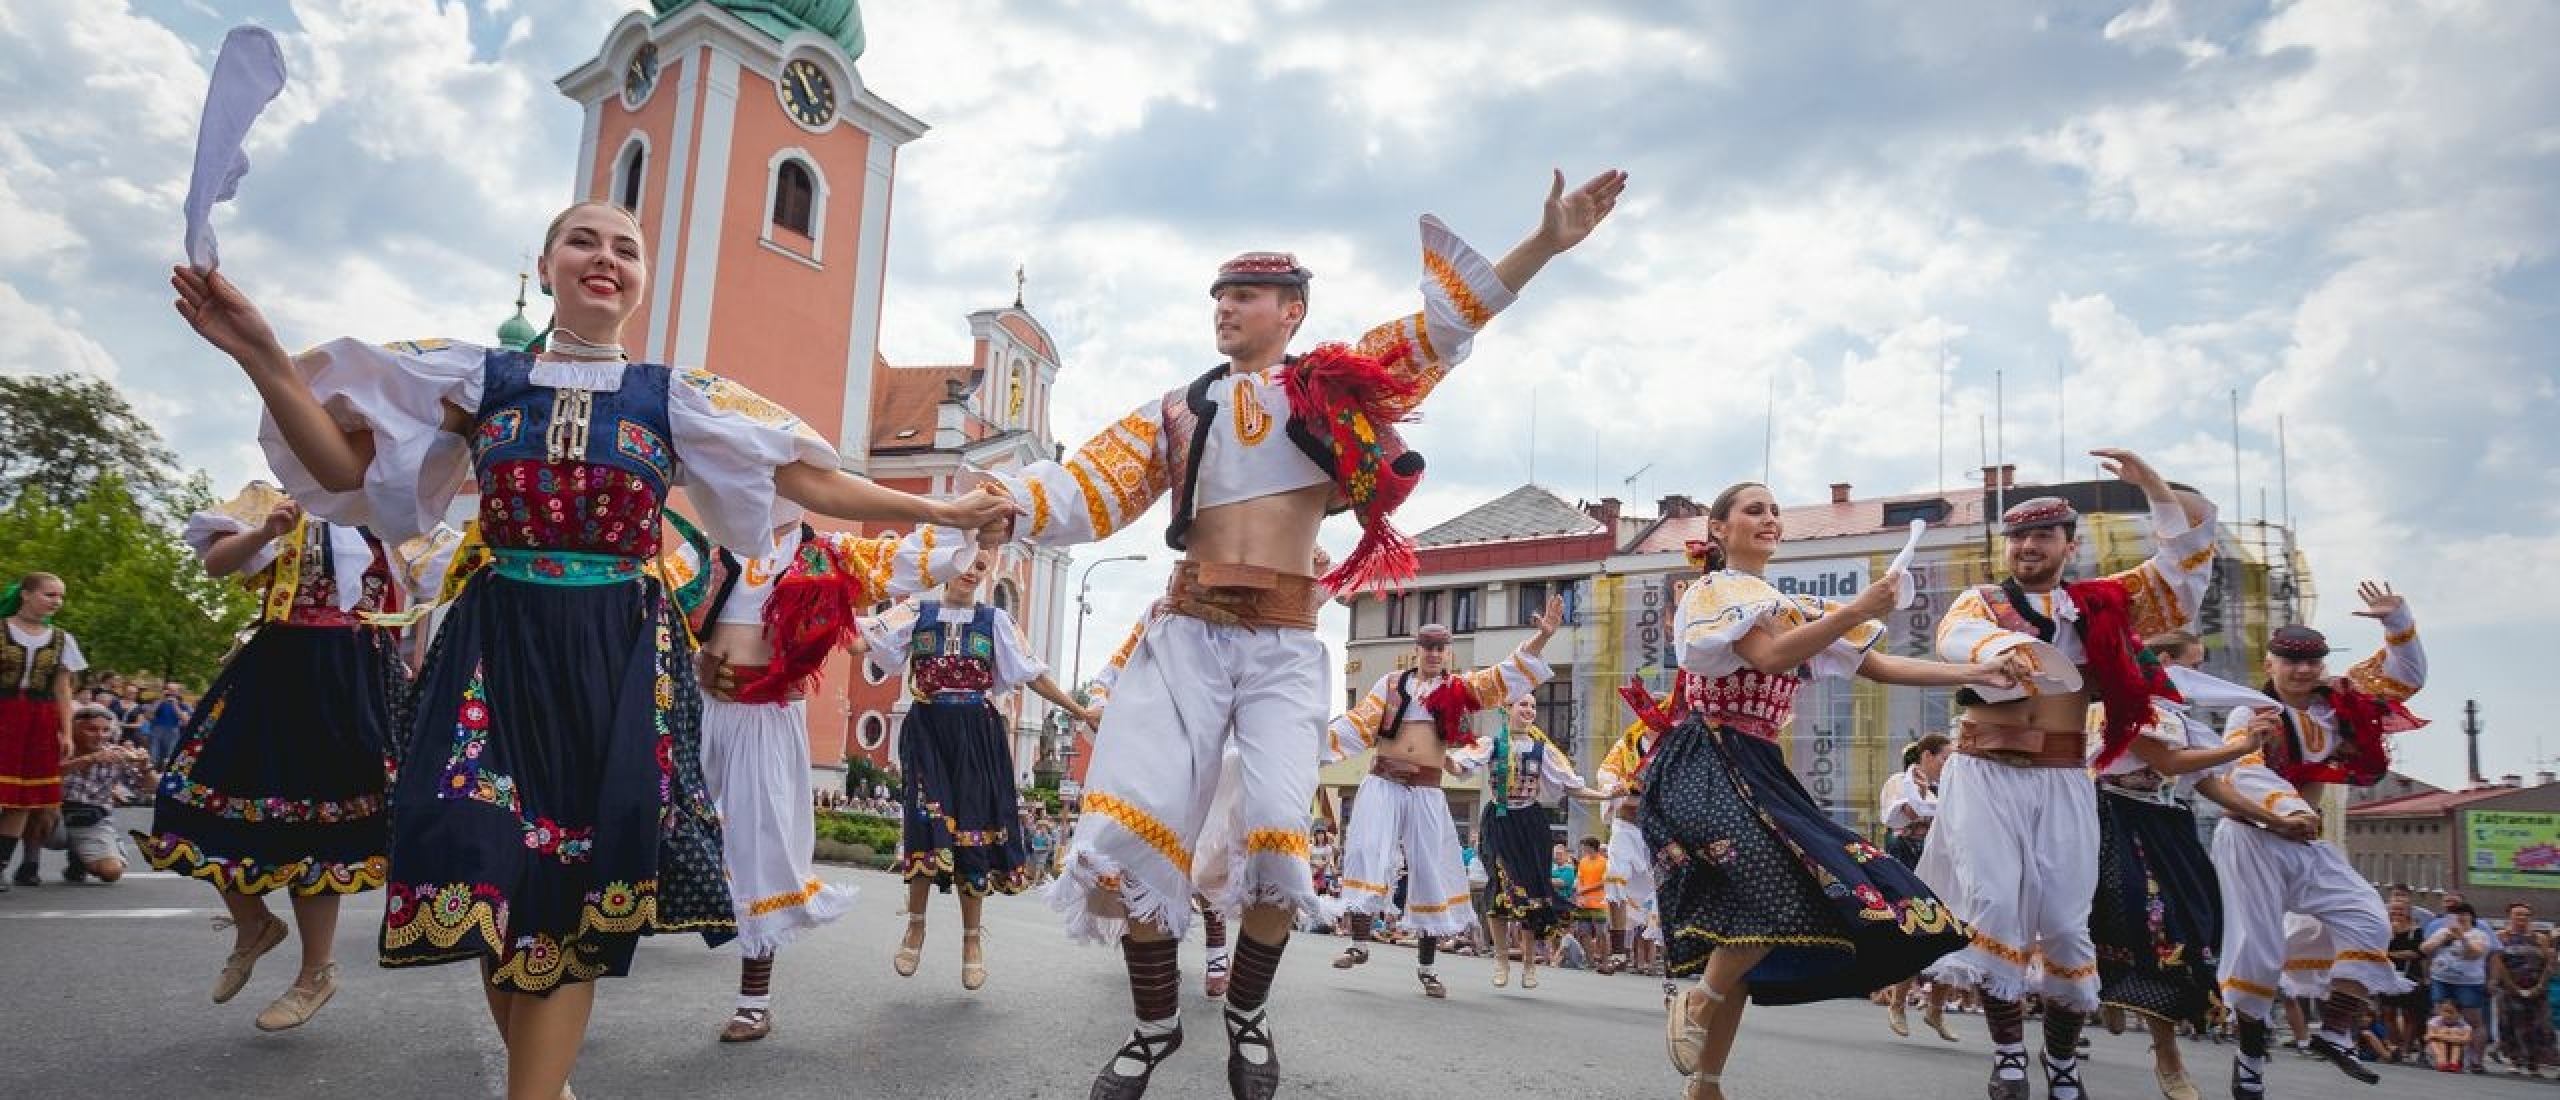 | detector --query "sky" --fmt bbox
[1,0,2552,791]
